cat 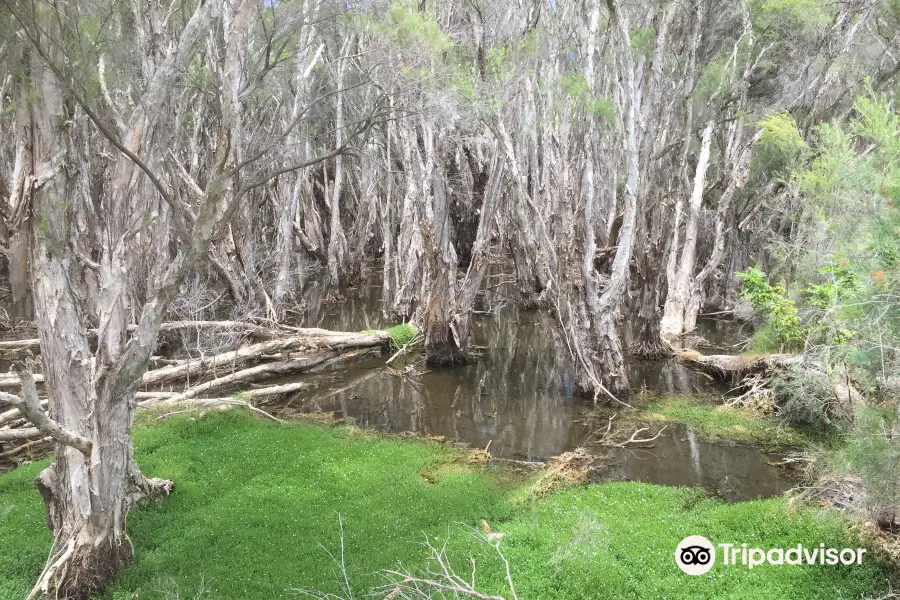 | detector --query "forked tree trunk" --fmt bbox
[11,2,239,597]
[660,119,714,337]
[21,32,173,599]
[423,142,503,366]
[325,37,352,288]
